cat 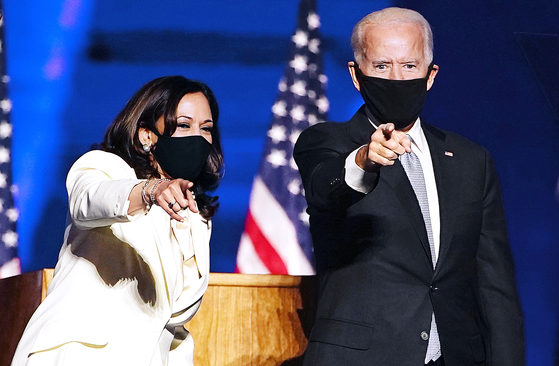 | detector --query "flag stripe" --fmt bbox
[249,177,314,274]
[244,210,288,274]
[236,233,271,274]
[0,257,19,278]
